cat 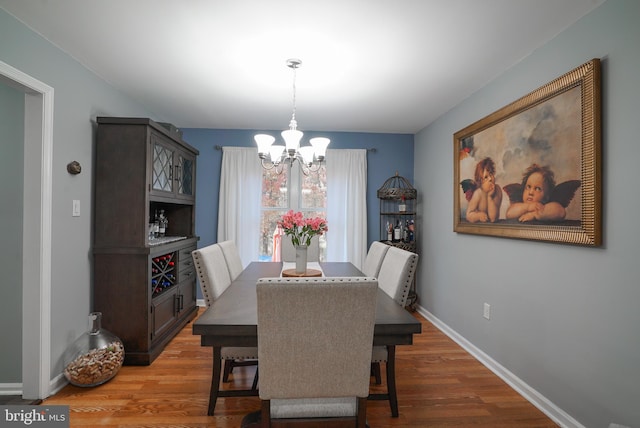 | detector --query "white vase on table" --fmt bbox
[295,245,308,274]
